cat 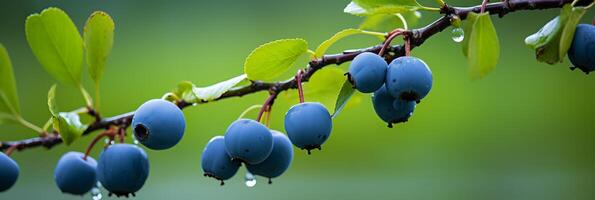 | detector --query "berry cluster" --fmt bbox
[348,52,432,127]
